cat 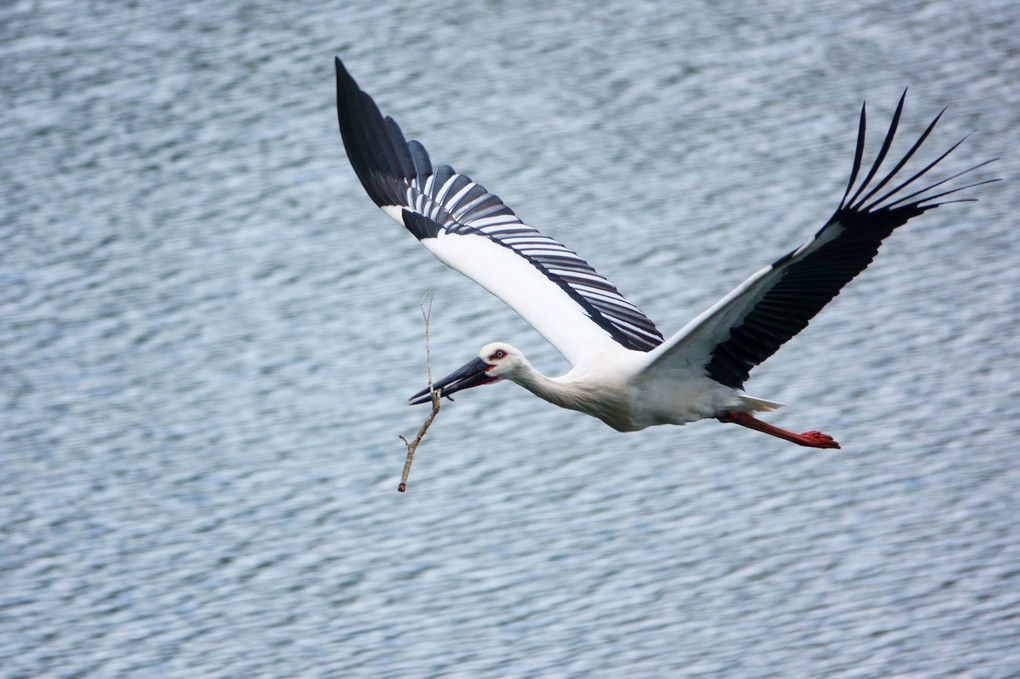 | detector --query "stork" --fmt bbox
[334,57,995,448]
